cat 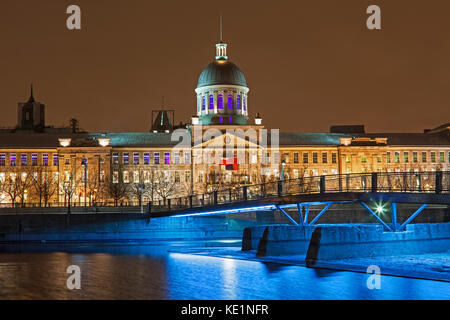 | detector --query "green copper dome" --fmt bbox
[197,60,247,88]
